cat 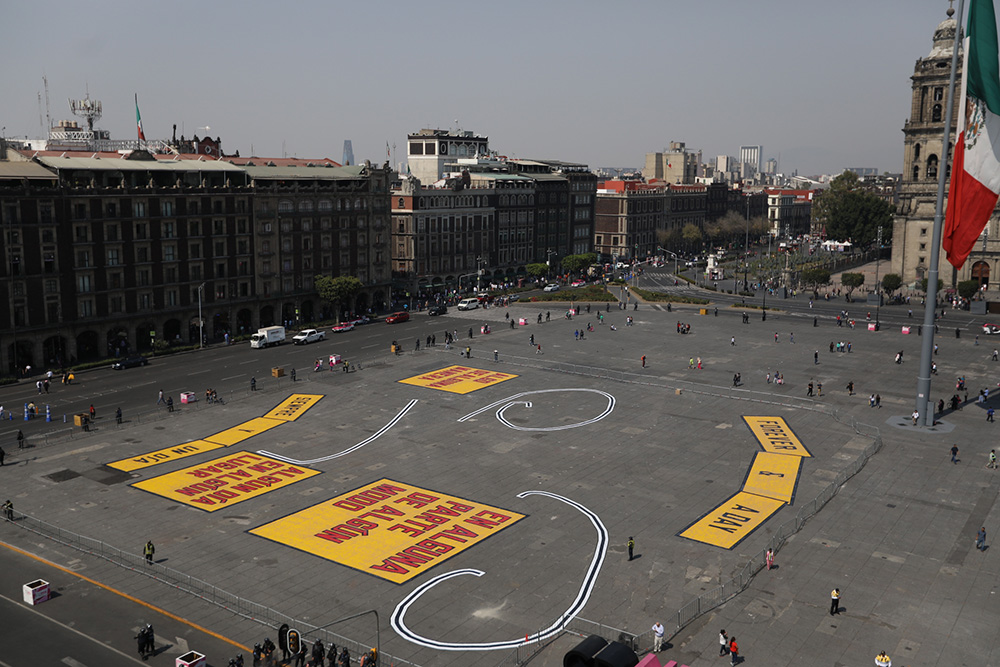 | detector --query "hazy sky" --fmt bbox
[1,1,960,176]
